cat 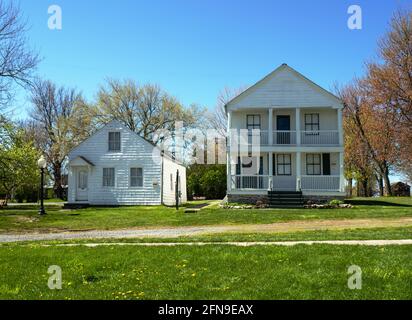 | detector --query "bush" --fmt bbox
[329,199,344,206]
[187,164,226,200]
